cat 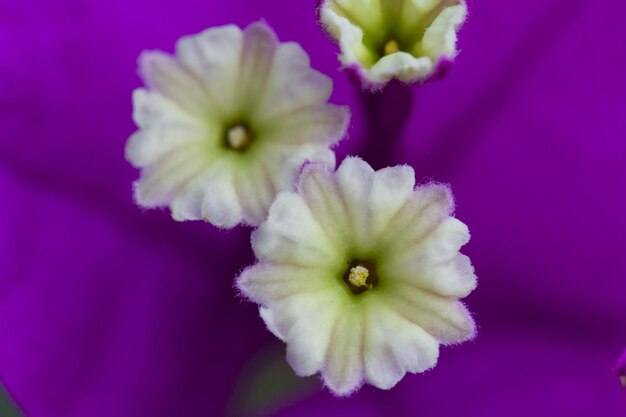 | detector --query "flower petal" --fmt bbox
[268,145,337,192]
[237,22,279,107]
[256,105,350,146]
[335,157,420,255]
[321,308,365,395]
[175,24,243,115]
[320,5,376,69]
[138,51,210,117]
[237,263,335,305]
[255,42,333,120]
[385,285,476,344]
[336,156,376,251]
[251,192,339,267]
[297,162,351,245]
[326,0,385,37]
[197,173,243,228]
[368,52,434,84]
[125,89,211,167]
[232,159,277,226]
[368,164,416,241]
[170,168,244,227]
[421,217,470,261]
[363,299,439,389]
[257,294,342,377]
[382,253,477,297]
[381,184,454,251]
[133,147,211,208]
[422,4,467,59]
[390,217,470,268]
